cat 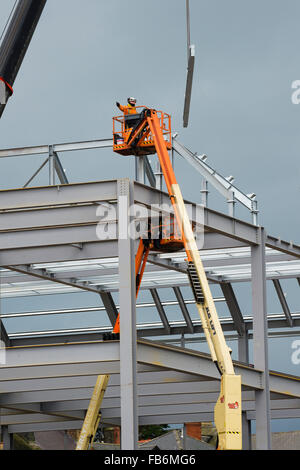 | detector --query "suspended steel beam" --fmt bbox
[183,45,195,128]
[183,0,195,128]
